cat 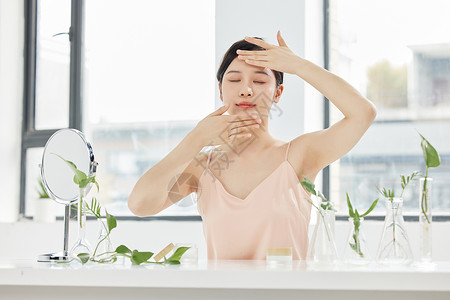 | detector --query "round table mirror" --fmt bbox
[38,128,98,262]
